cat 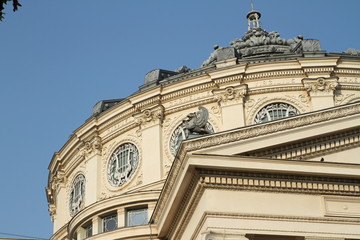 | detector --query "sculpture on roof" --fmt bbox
[344,48,360,56]
[201,45,221,67]
[183,106,212,136]
[201,6,322,66]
